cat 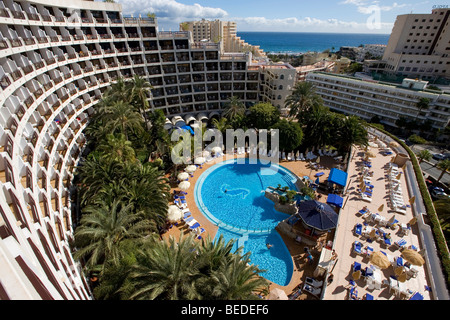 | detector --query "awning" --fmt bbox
[296,200,338,231]
[328,168,348,187]
[177,125,194,135]
[326,193,343,208]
